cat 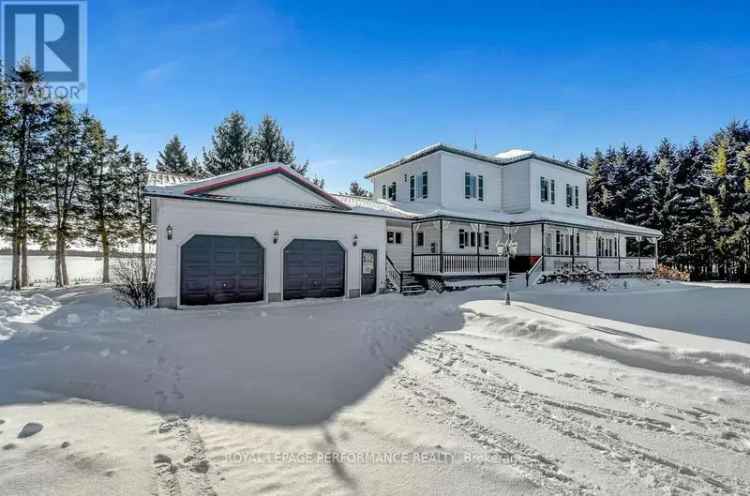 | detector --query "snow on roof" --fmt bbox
[364,143,592,179]
[494,148,533,160]
[147,171,199,187]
